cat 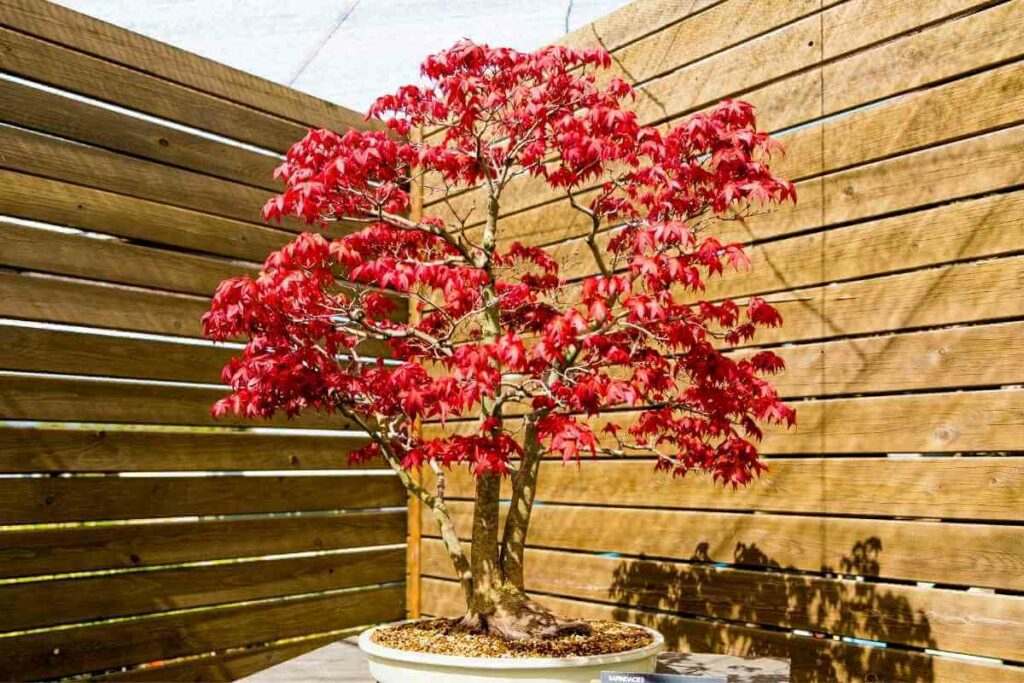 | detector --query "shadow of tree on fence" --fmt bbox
[608,537,936,682]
